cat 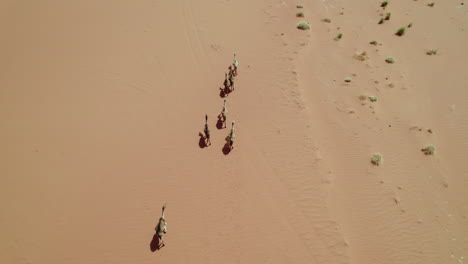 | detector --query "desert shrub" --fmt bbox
[421,145,435,155]
[381,1,388,8]
[297,21,310,30]
[354,51,368,61]
[426,49,437,55]
[322,18,331,23]
[379,18,384,24]
[385,13,391,20]
[335,33,343,40]
[427,3,435,7]
[371,153,383,166]
[296,12,304,17]
[296,4,304,8]
[396,27,406,36]
[385,57,395,63]
[368,96,377,102]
